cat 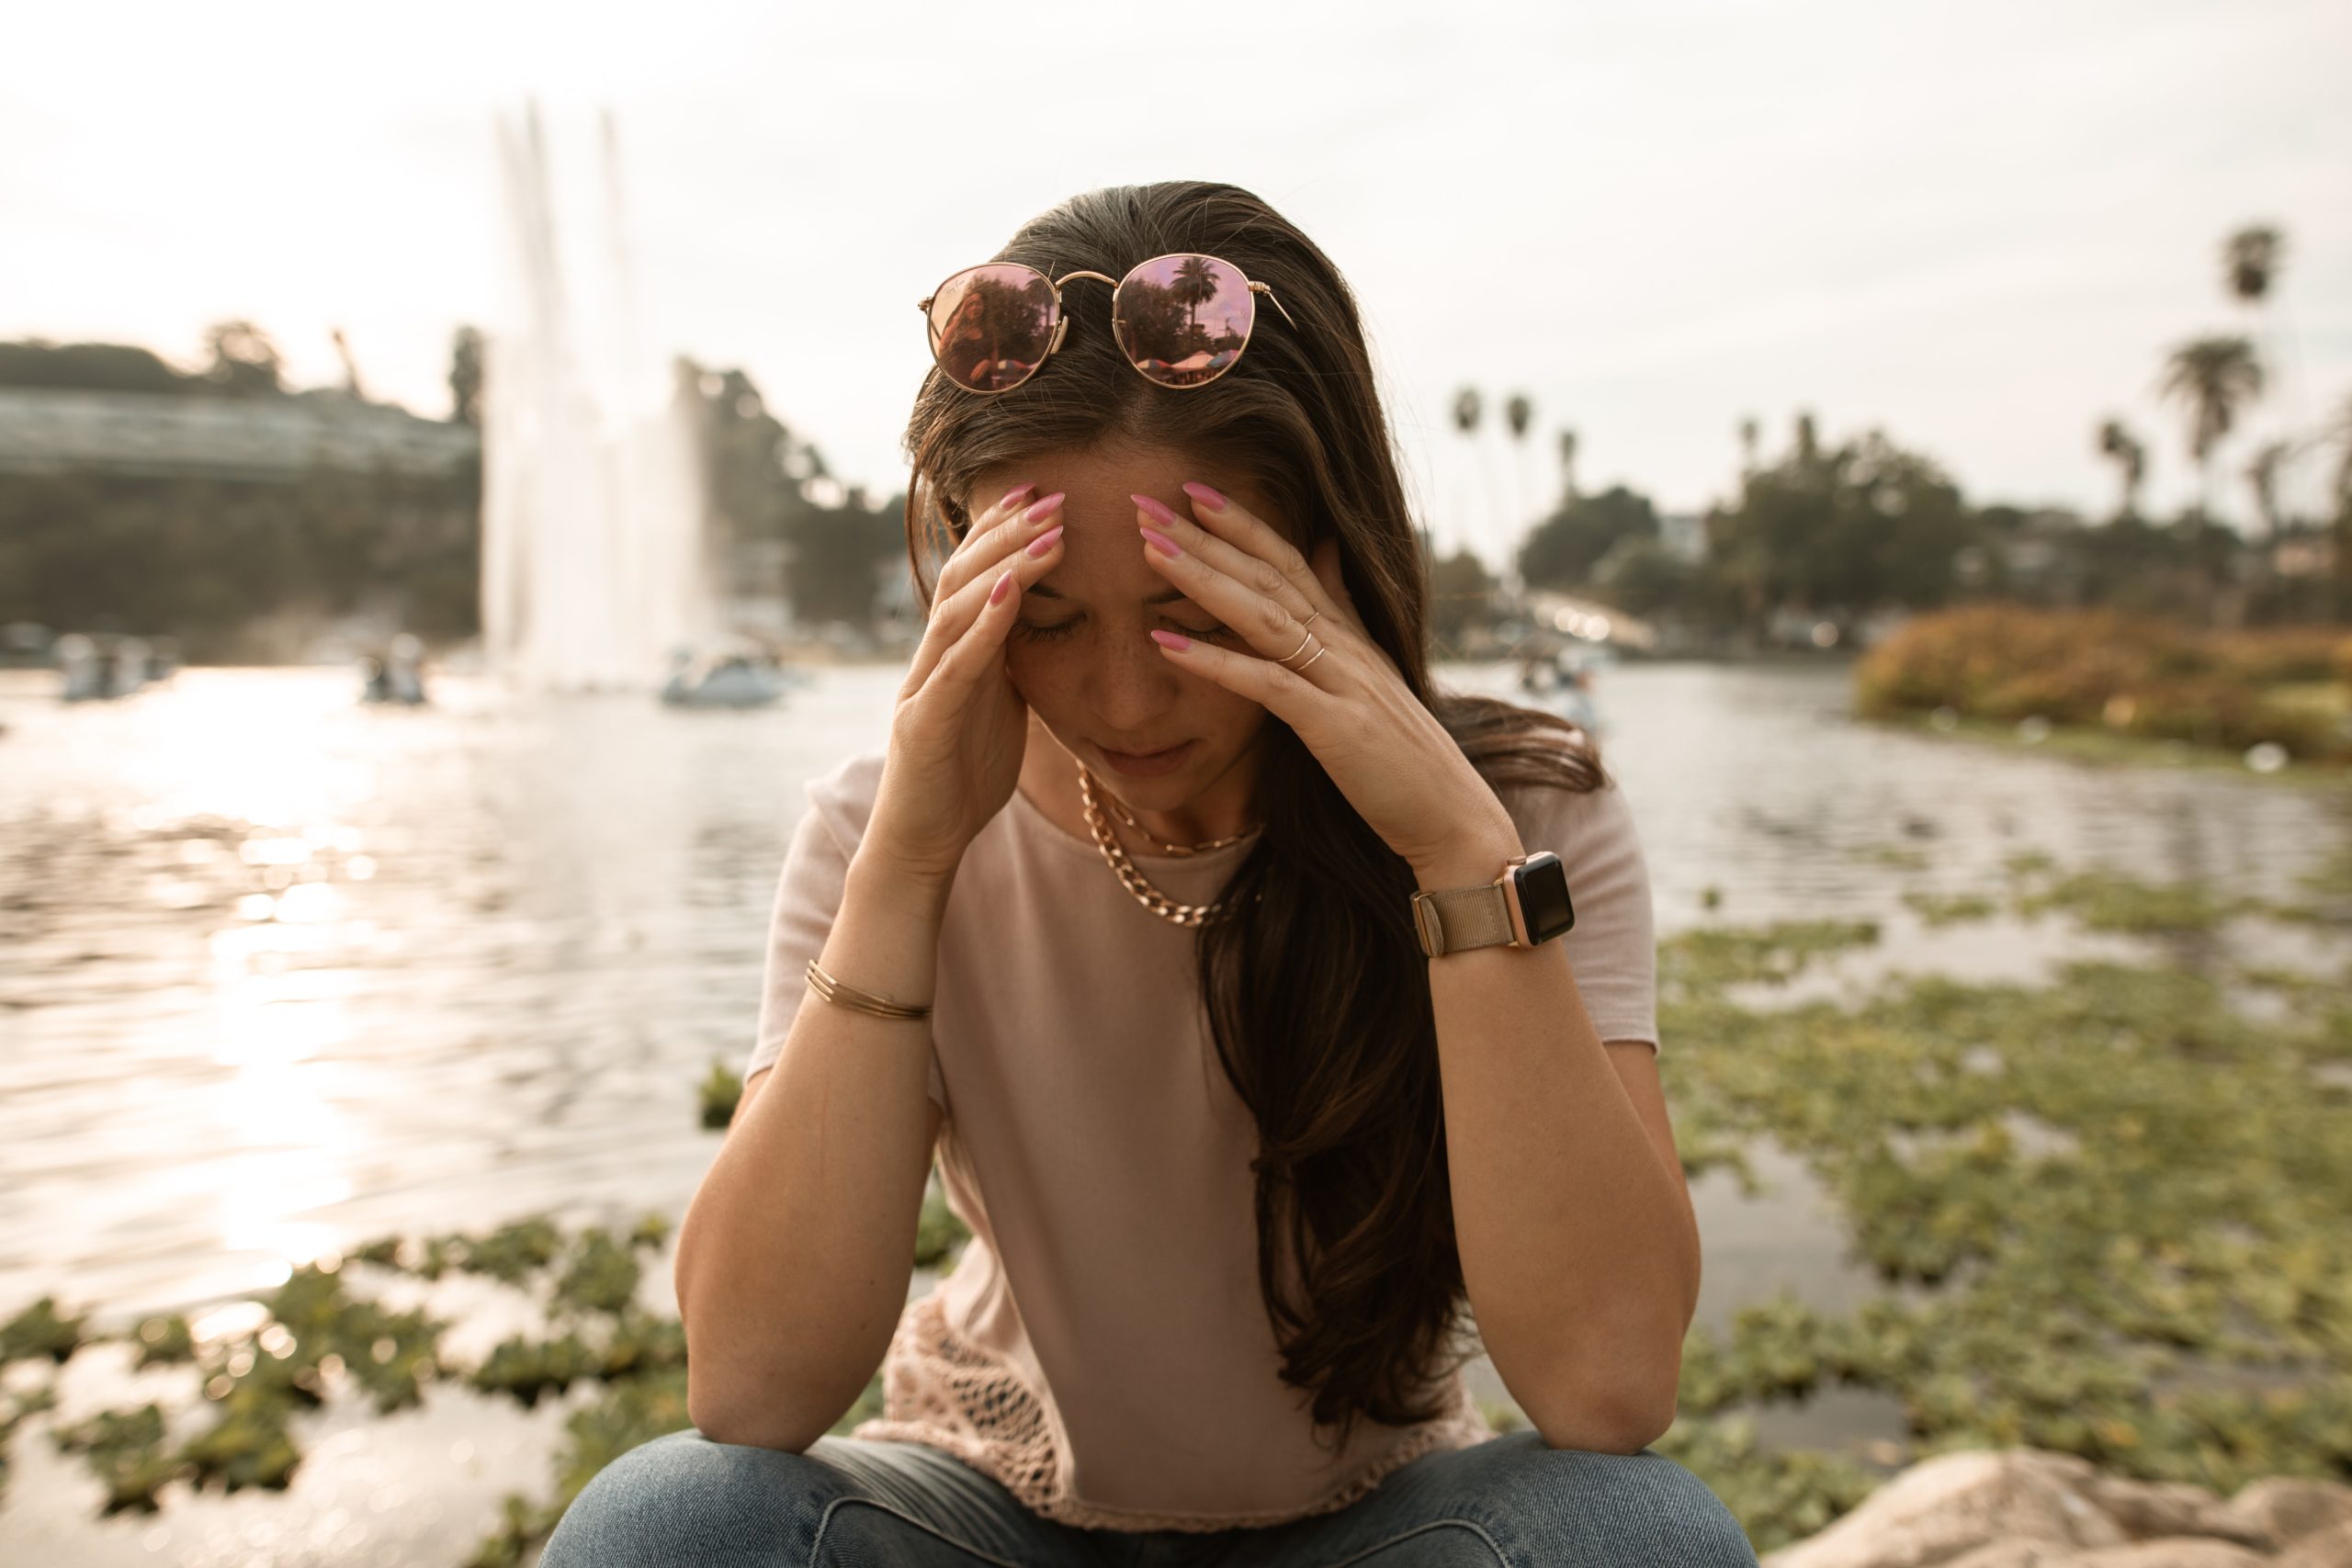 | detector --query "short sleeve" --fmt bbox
[744,760,948,1112]
[1501,776,1659,1054]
